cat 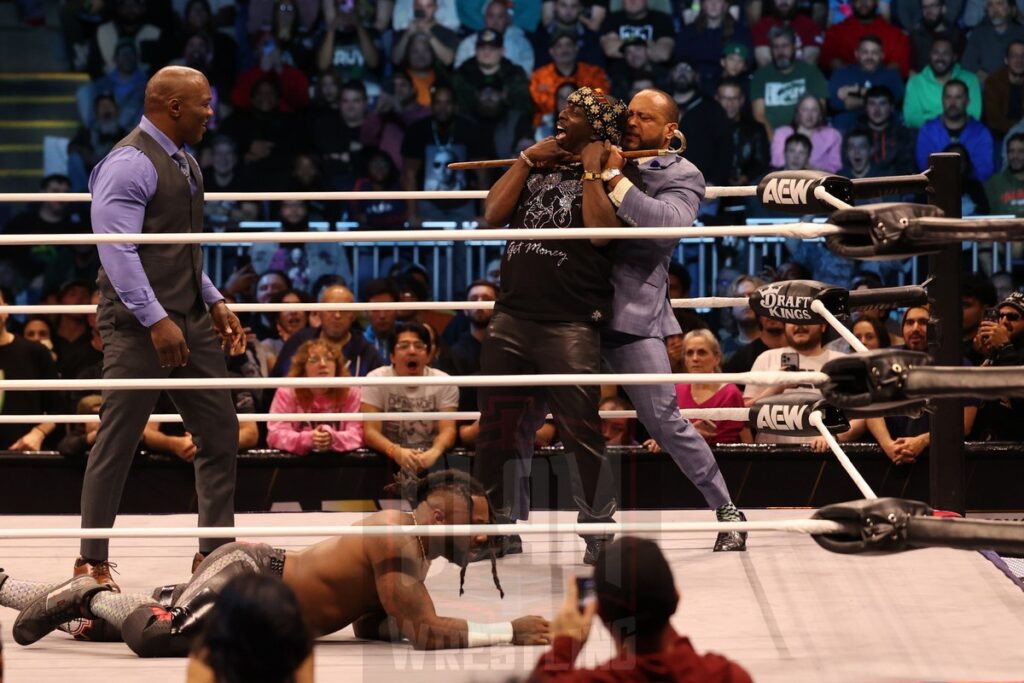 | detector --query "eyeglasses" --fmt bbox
[1000,312,1022,322]
[306,355,337,365]
[394,341,428,351]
